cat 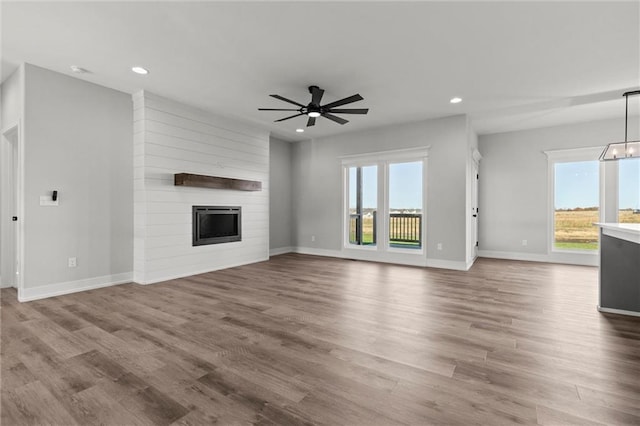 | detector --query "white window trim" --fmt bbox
[340,146,431,165]
[544,146,604,256]
[341,147,430,256]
